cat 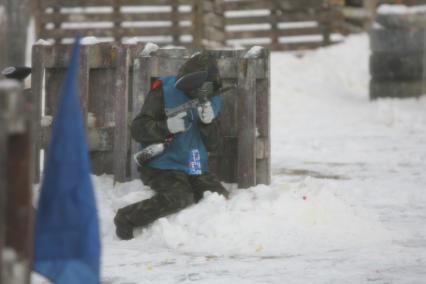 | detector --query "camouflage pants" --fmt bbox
[115,166,228,229]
